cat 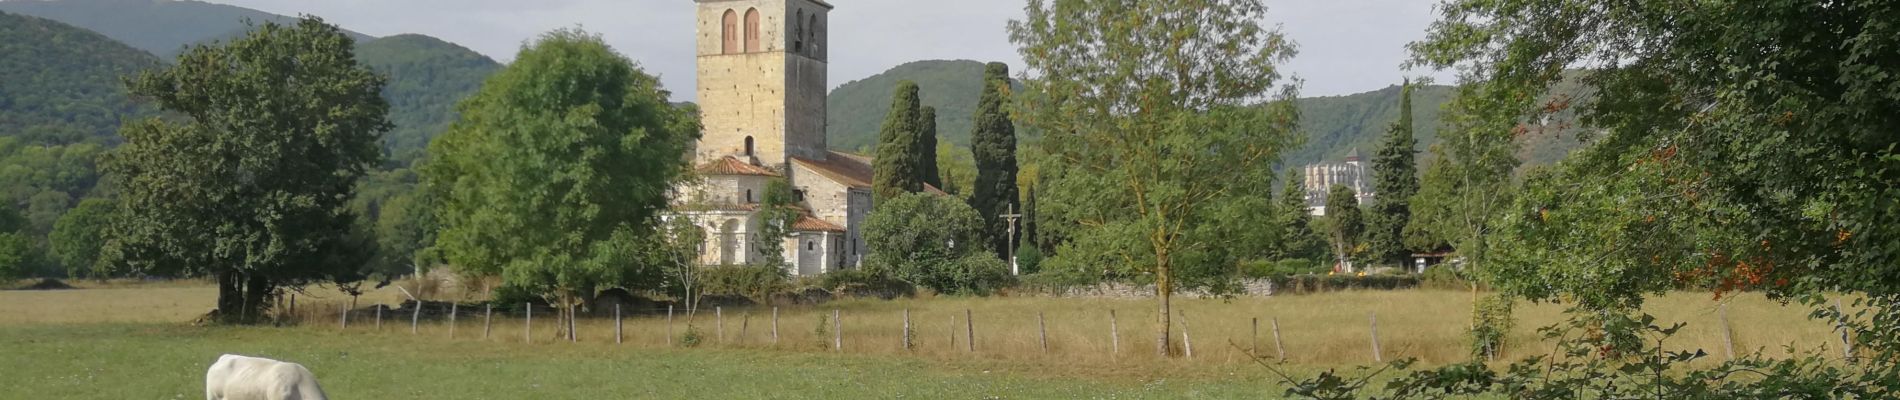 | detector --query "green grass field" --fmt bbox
[0,281,1851,398]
